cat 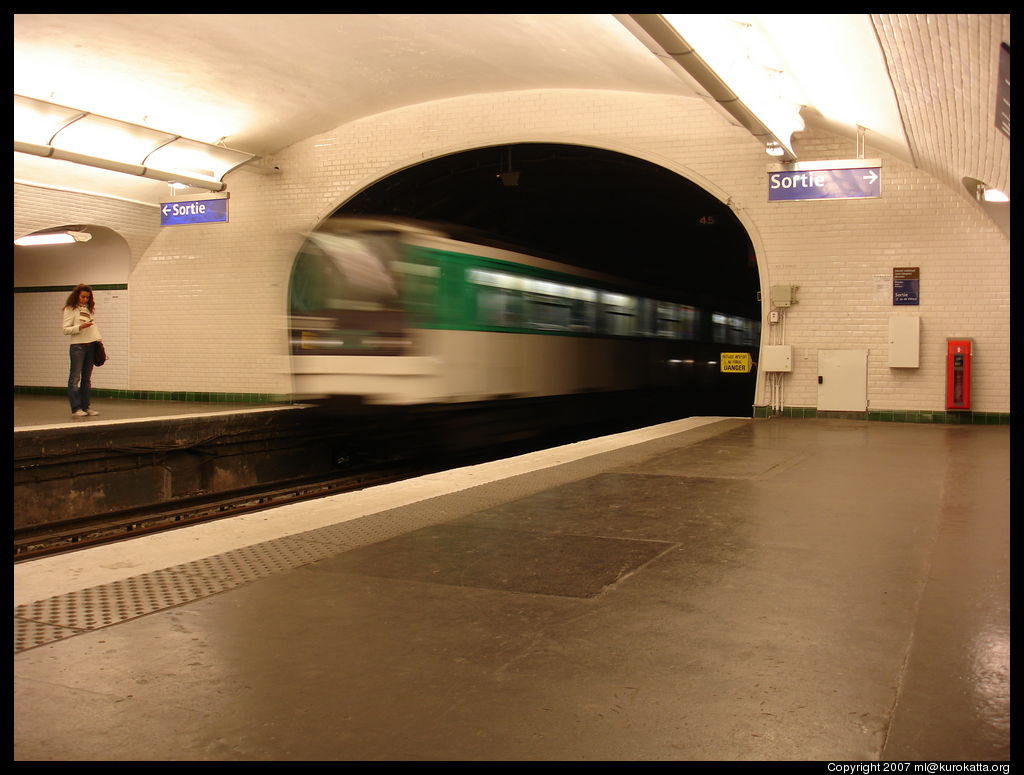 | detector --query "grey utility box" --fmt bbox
[888,316,920,368]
